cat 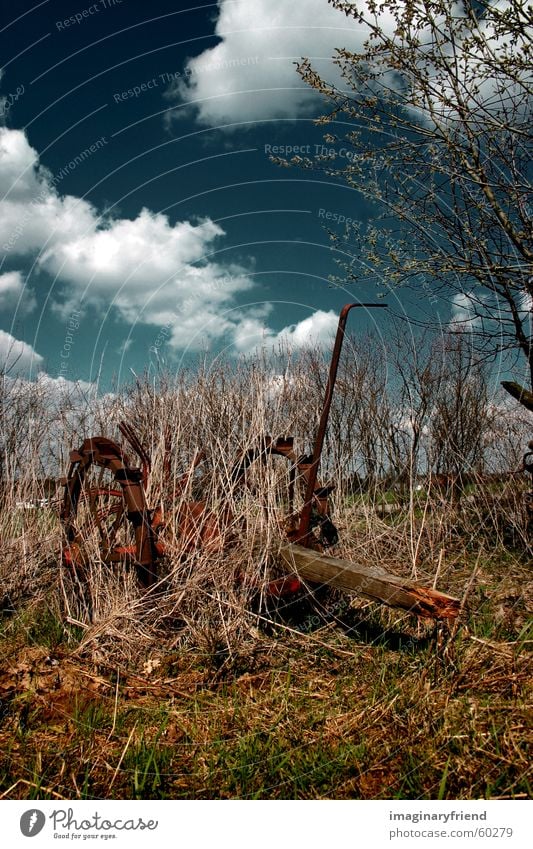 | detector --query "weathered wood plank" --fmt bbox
[278,543,460,620]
